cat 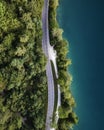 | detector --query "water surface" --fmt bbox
[57,0,104,129]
